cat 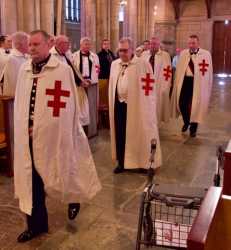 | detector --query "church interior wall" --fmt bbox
[175,0,231,54]
[0,0,231,56]
[65,22,81,52]
[0,0,54,36]
[212,0,231,16]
